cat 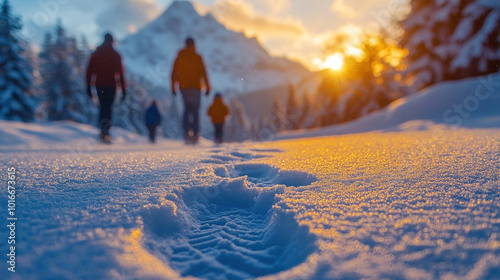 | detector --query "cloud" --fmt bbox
[208,0,304,38]
[255,0,291,15]
[330,0,359,19]
[95,0,161,39]
[268,0,291,14]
